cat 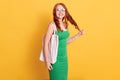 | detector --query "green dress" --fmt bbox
[49,29,70,80]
